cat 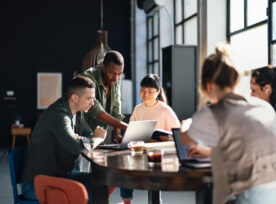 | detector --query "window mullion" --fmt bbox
[158,11,160,76]
[182,0,185,44]
[174,0,176,44]
[151,16,154,73]
[227,0,231,41]
[146,17,149,73]
[244,0,248,28]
